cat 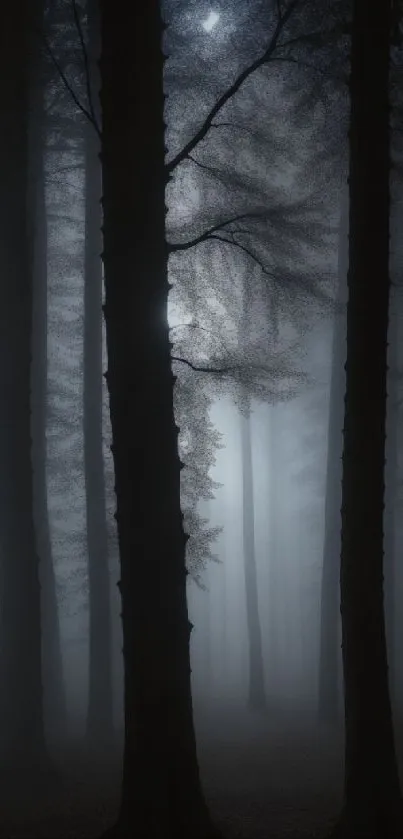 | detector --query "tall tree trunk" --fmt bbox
[99,2,217,836]
[384,303,398,707]
[240,405,266,711]
[334,1,403,835]
[318,189,348,727]
[0,2,49,770]
[30,21,67,747]
[84,0,114,750]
